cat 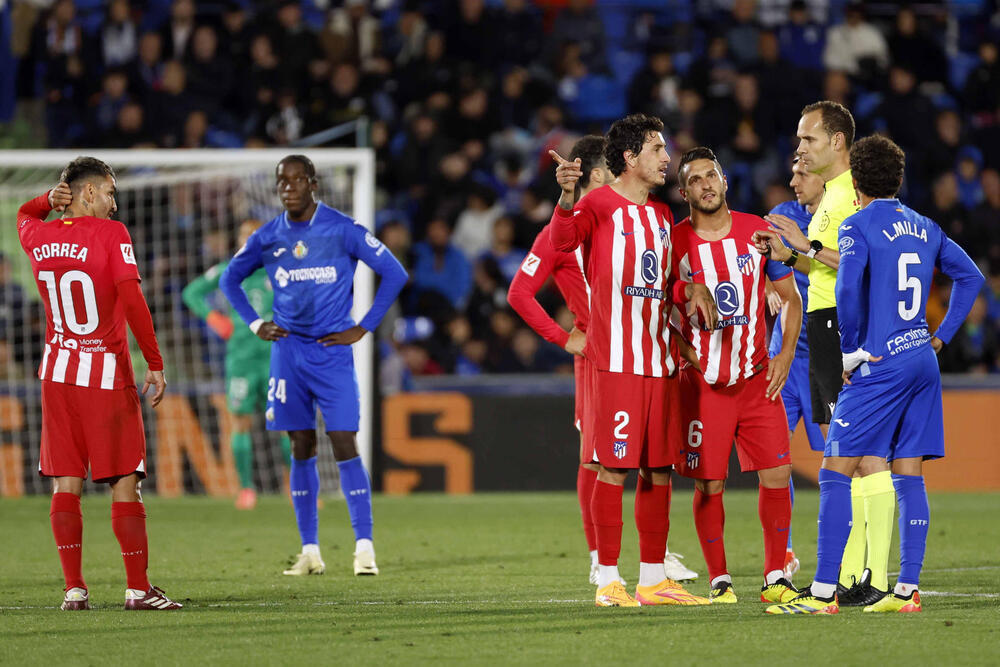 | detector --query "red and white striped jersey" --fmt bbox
[18,195,144,390]
[671,210,792,386]
[508,223,590,348]
[550,186,676,377]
